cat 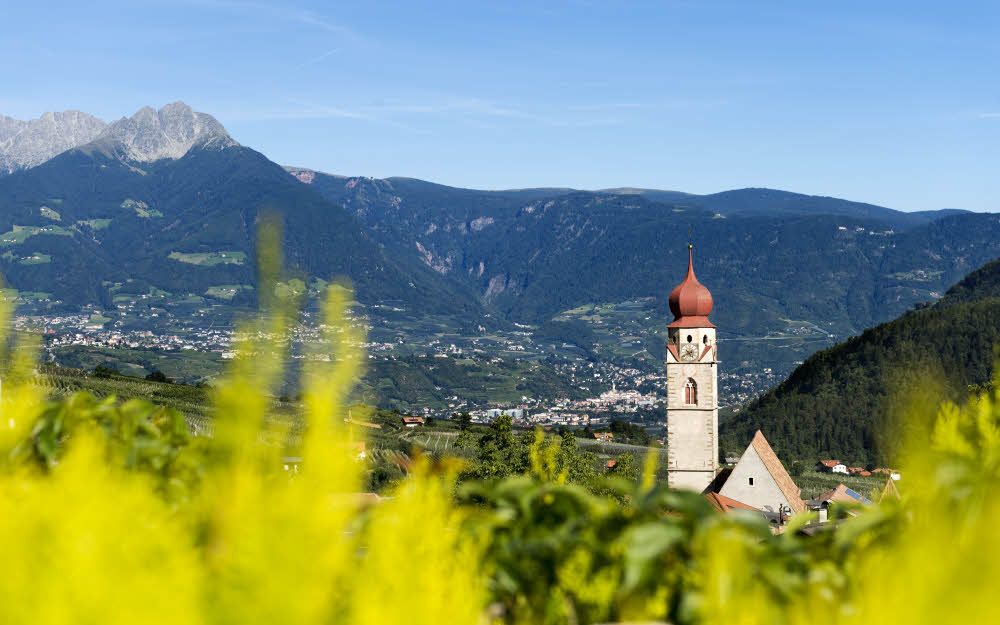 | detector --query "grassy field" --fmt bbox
[0,224,74,245]
[38,364,215,433]
[205,284,252,300]
[40,206,61,221]
[169,251,247,266]
[121,199,163,218]
[51,345,224,385]
[76,218,112,230]
[18,253,52,265]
